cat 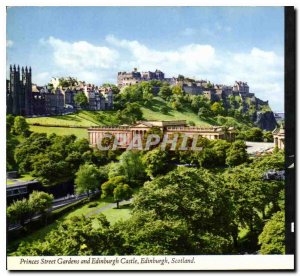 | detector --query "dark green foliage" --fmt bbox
[226,140,248,166]
[75,163,100,197]
[74,92,88,108]
[14,215,124,256]
[13,116,30,137]
[158,83,172,100]
[124,167,233,254]
[258,211,285,254]
[14,133,93,185]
